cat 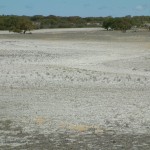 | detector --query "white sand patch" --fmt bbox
[0,28,103,35]
[0,30,150,136]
